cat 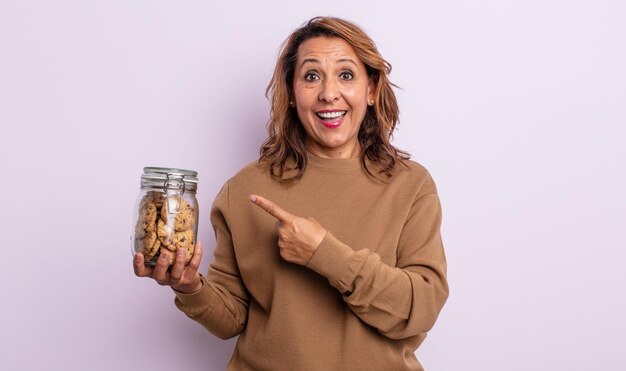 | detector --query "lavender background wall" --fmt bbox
[1,1,625,370]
